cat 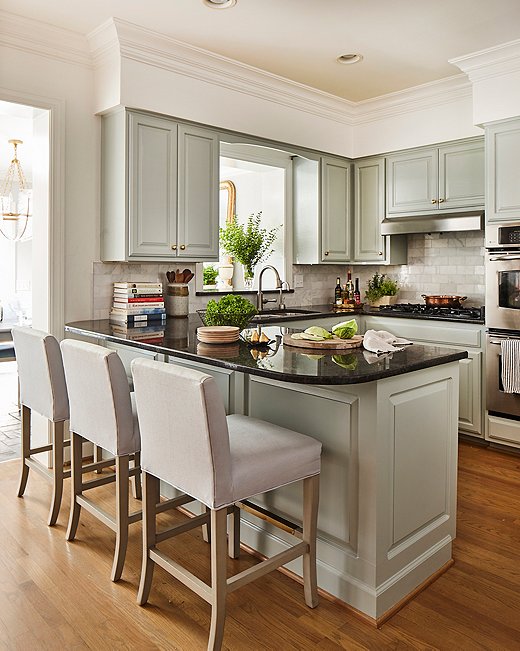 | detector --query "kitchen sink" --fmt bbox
[252,308,319,321]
